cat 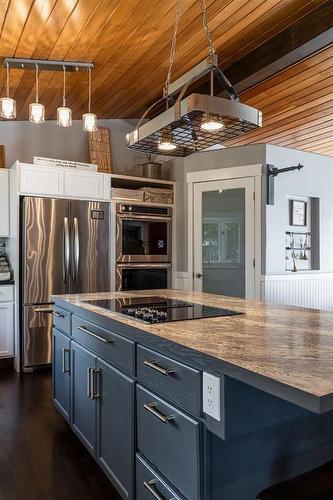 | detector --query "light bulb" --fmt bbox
[200,115,224,132]
[158,130,177,151]
[0,97,16,119]
[29,102,45,124]
[83,112,97,132]
[57,106,72,127]
[158,140,177,151]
